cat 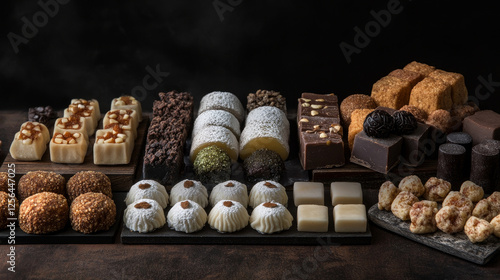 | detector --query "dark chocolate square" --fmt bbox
[401,123,430,167]
[350,131,403,174]
[463,110,500,145]
[299,131,345,170]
